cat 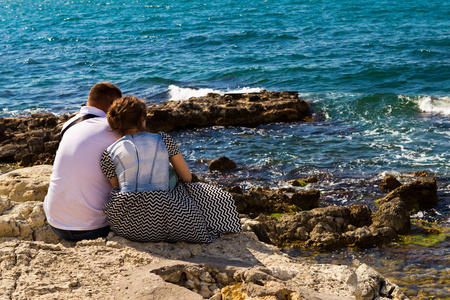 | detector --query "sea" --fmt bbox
[1,0,449,298]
